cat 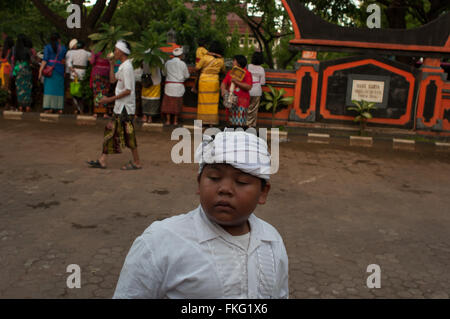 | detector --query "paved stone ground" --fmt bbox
[0,118,449,299]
